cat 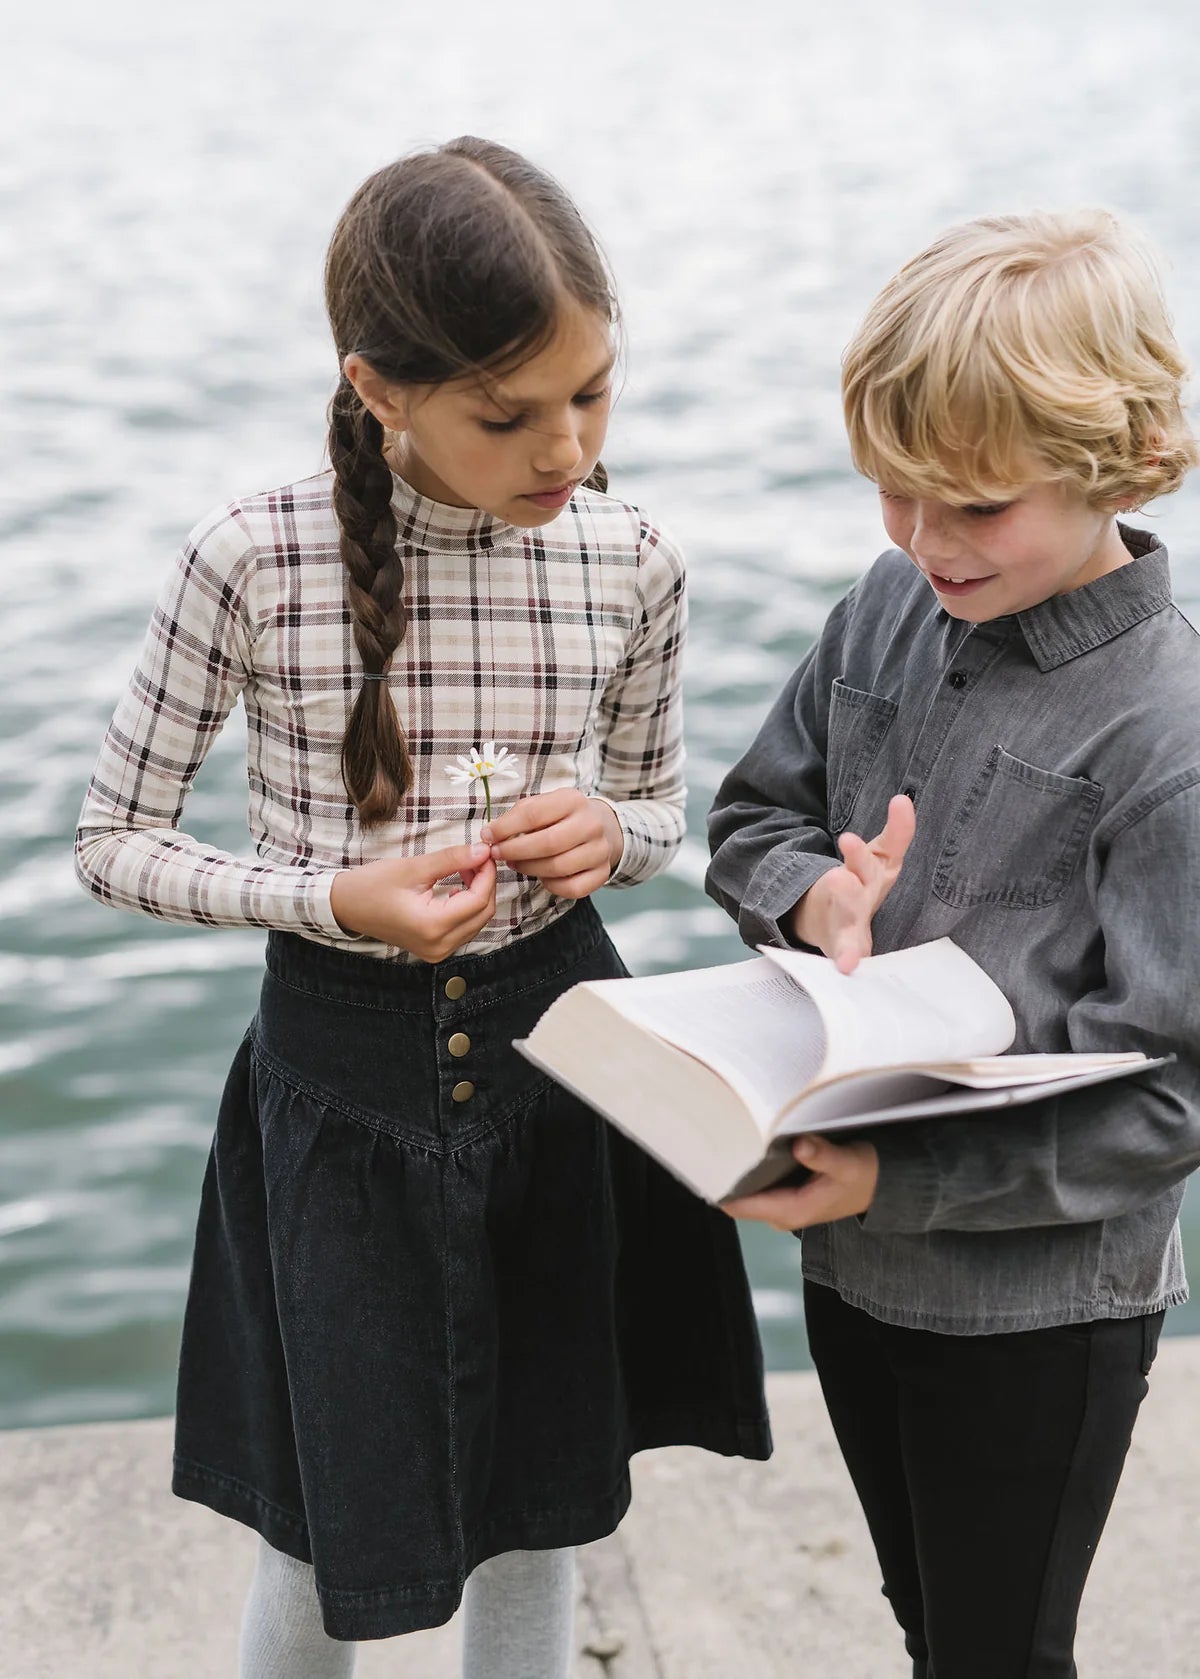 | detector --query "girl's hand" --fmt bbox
[722,1134,879,1230]
[329,842,497,961]
[791,793,916,973]
[482,790,623,899]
